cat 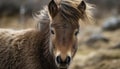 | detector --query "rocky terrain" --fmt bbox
[70,15,120,69]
